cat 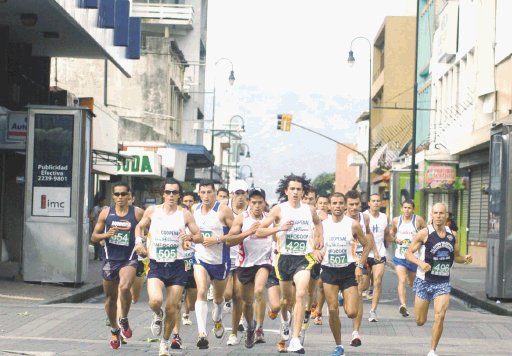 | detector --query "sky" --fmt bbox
[204,0,416,201]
